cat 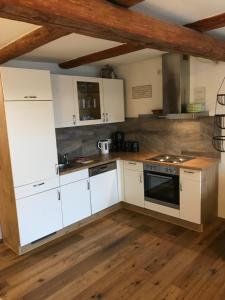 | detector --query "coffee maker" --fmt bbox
[112,131,125,152]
